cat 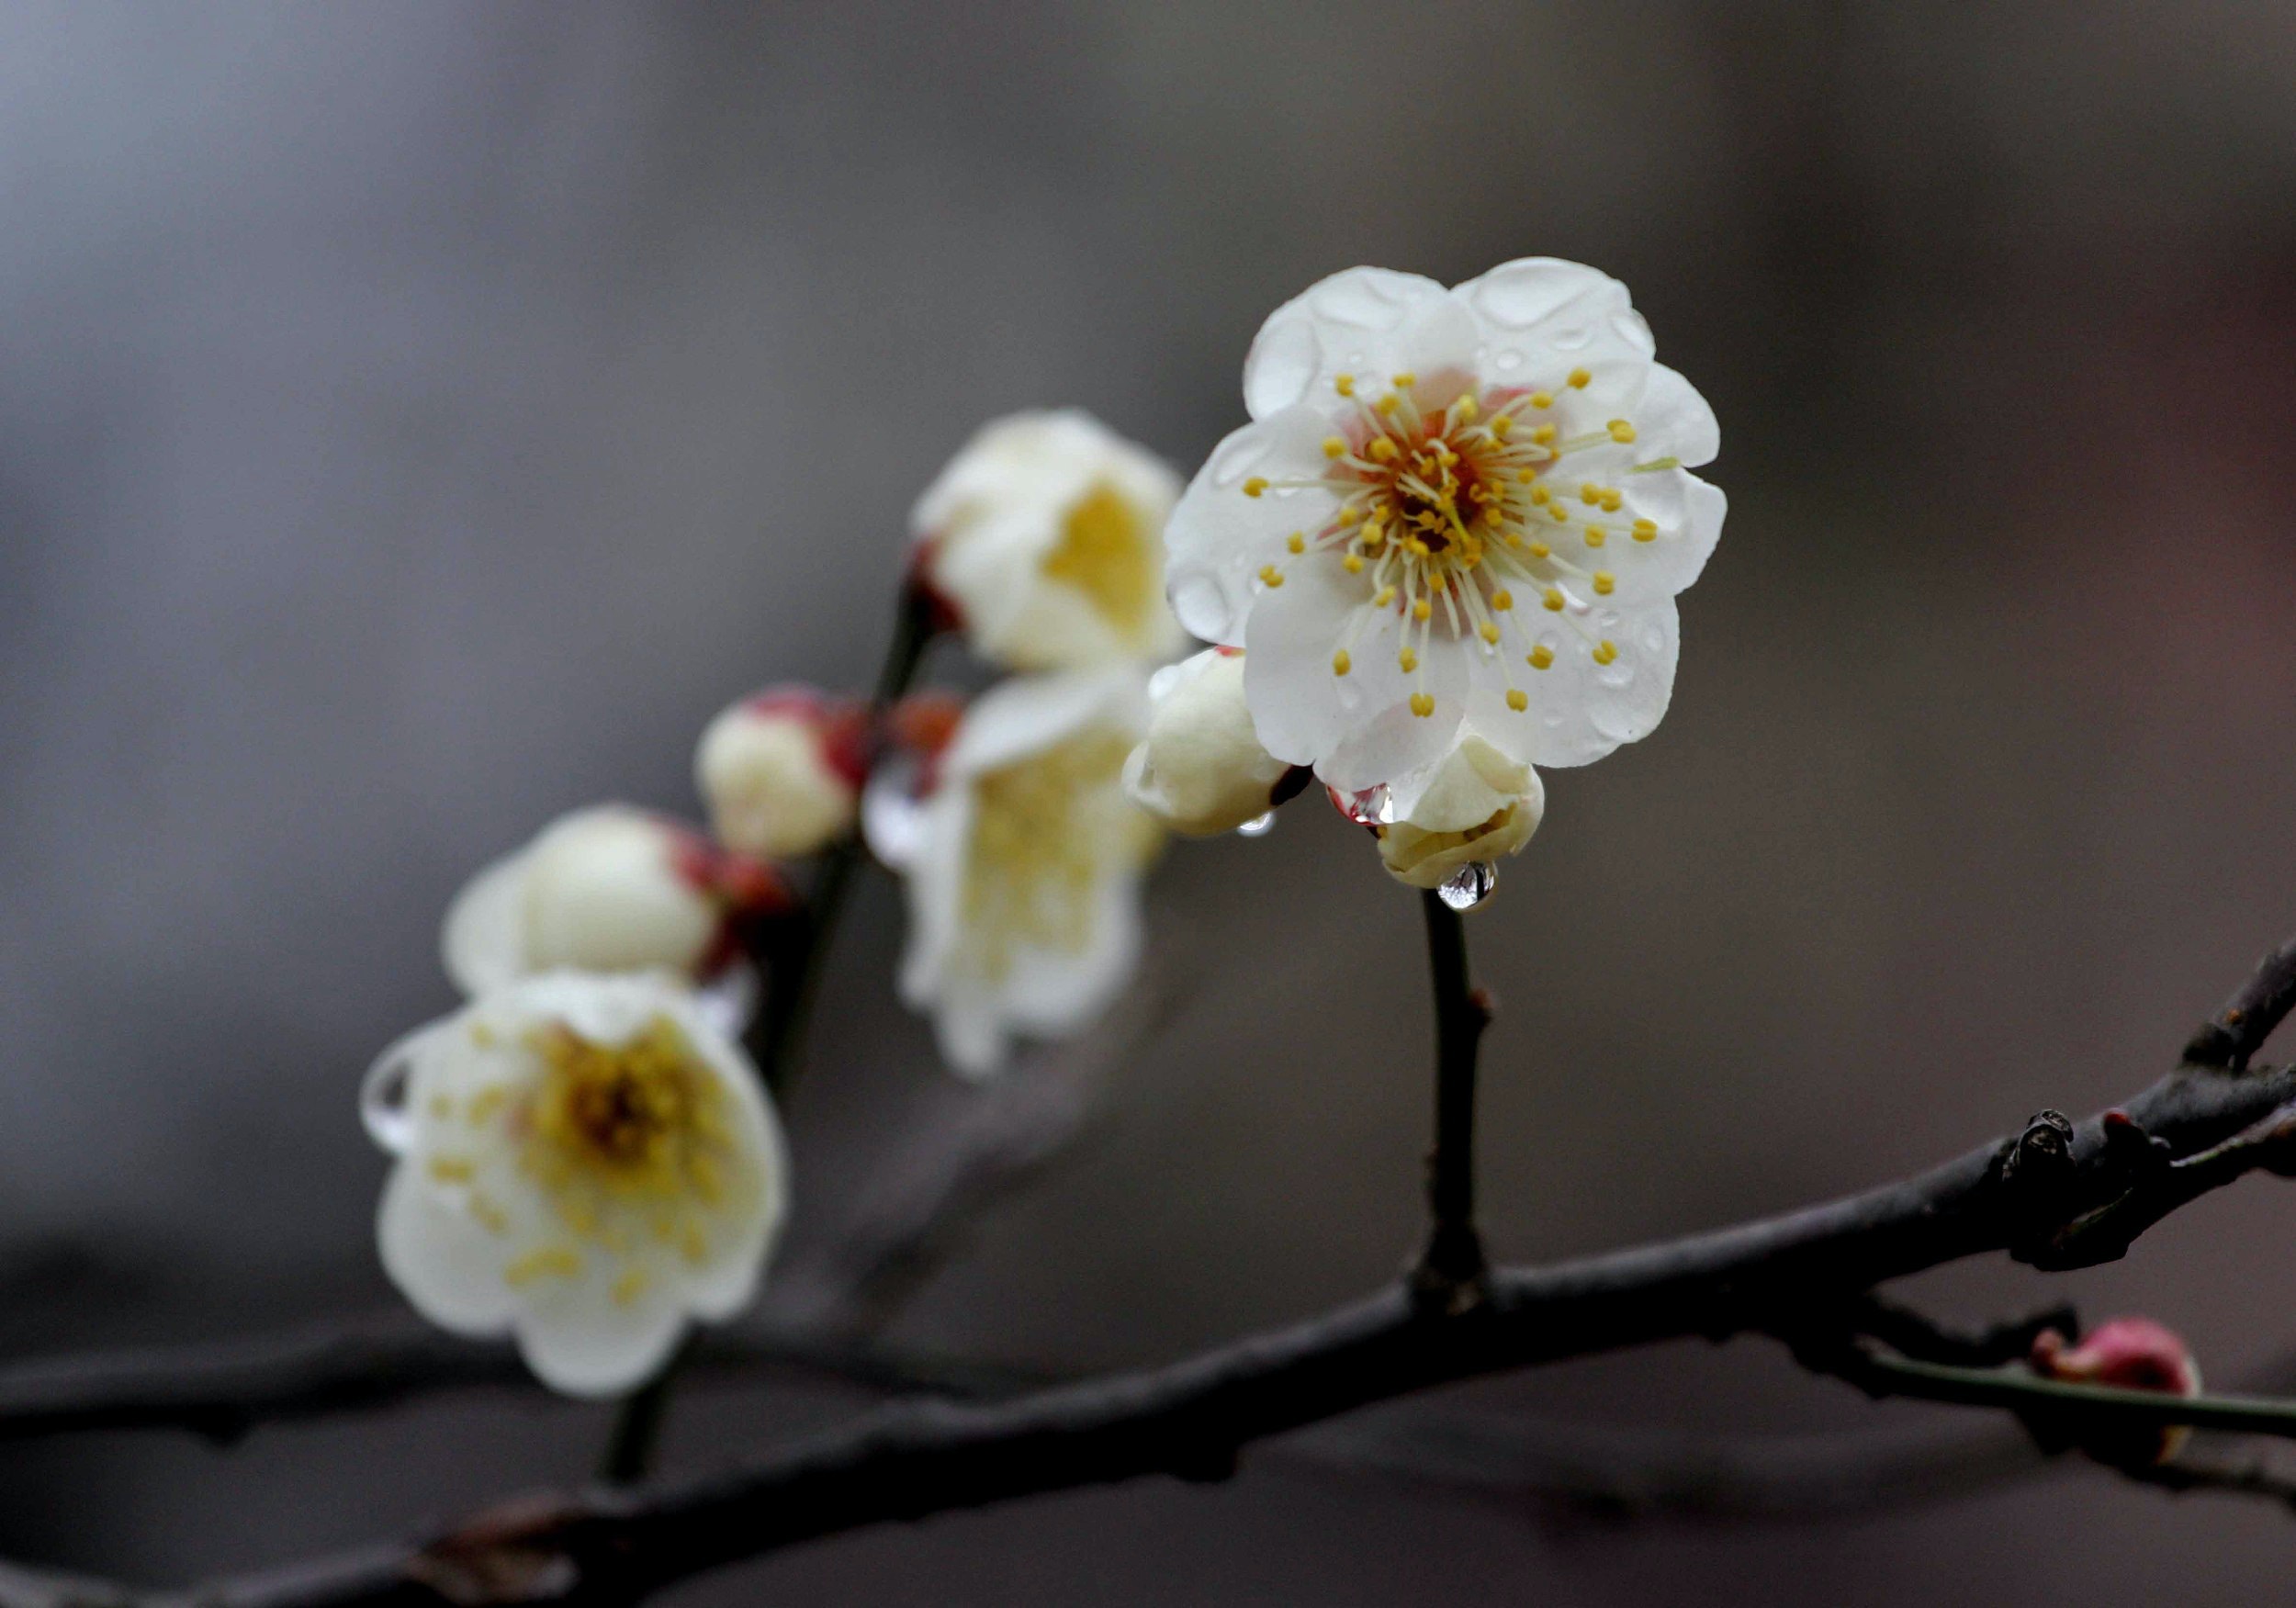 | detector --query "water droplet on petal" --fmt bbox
[361,1047,418,1155]
[861,757,929,871]
[1234,811,1276,838]
[1437,861,1499,911]
[1334,784,1395,826]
